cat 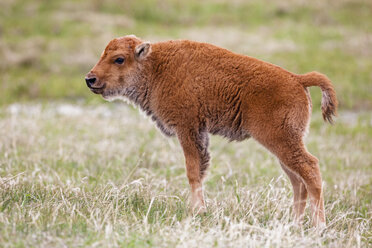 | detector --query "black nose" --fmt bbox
[85,77,96,87]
